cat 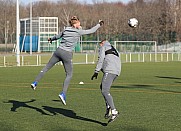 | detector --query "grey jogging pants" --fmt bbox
[100,73,118,110]
[34,48,73,94]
